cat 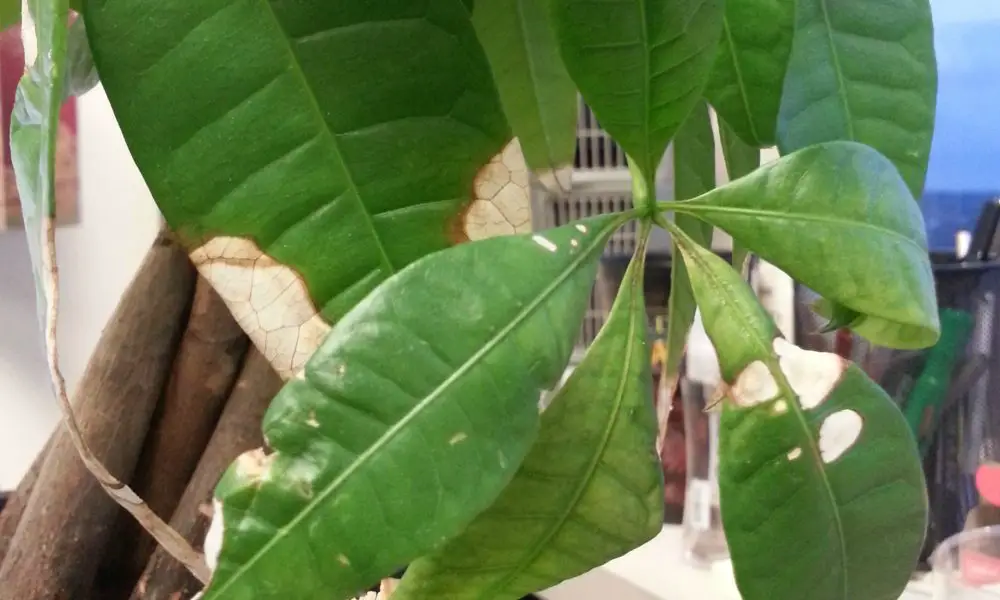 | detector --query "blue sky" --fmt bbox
[924,0,1000,192]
